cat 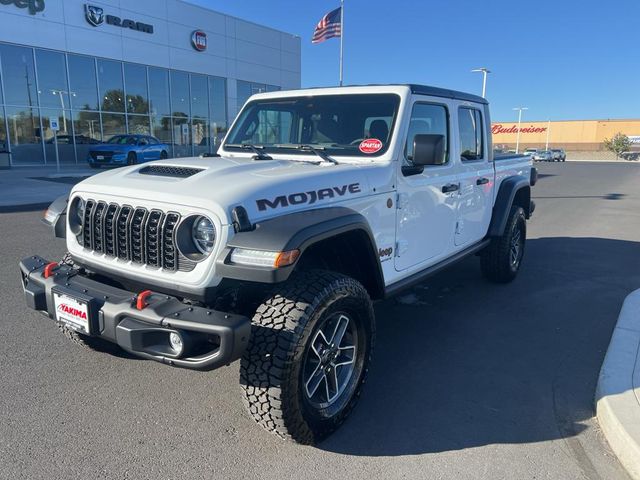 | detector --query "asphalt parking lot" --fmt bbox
[1,161,639,480]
